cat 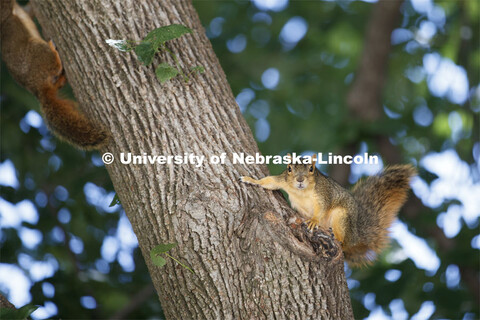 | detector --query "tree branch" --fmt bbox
[109,284,155,320]
[330,0,404,184]
[346,0,404,121]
